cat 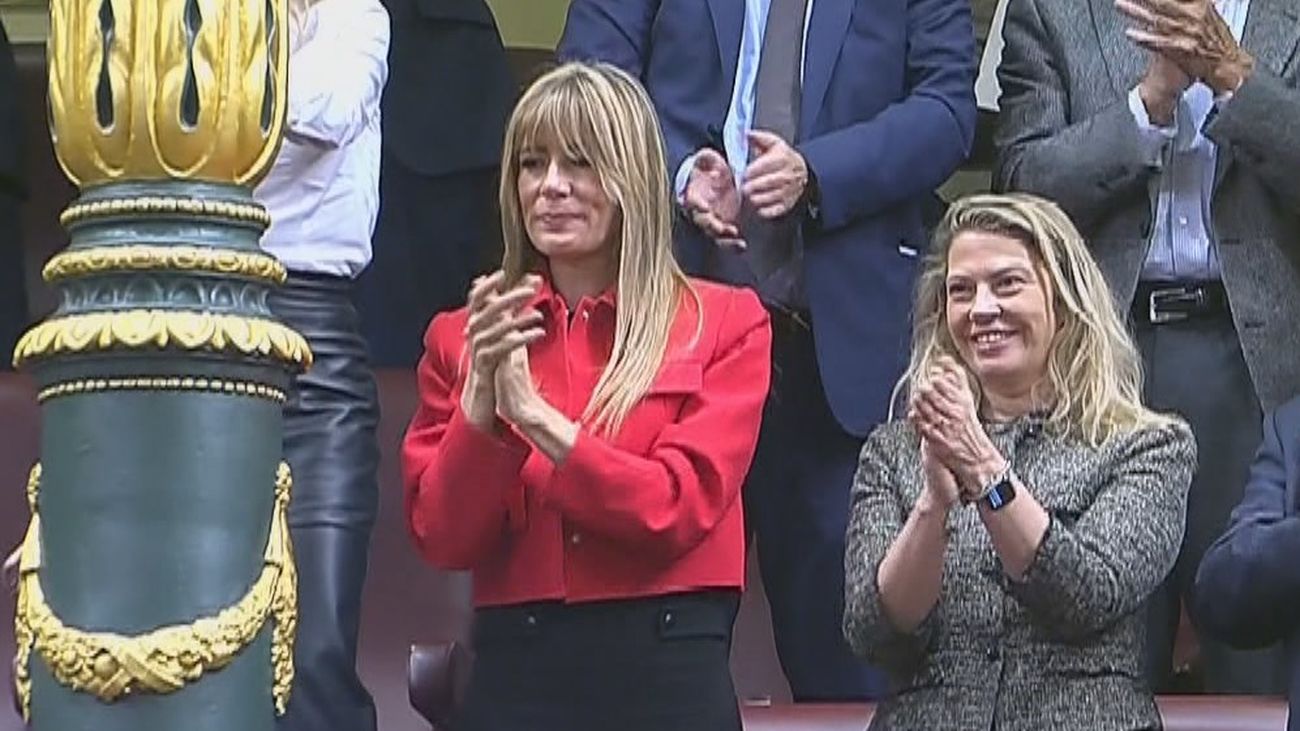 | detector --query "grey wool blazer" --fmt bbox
[843,416,1195,731]
[993,0,1300,412]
